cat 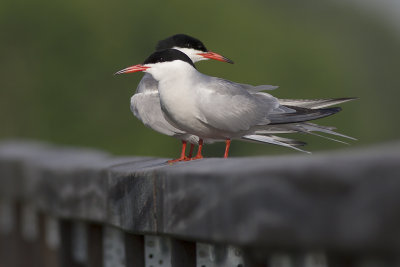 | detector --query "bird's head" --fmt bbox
[115,49,196,81]
[156,34,234,64]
